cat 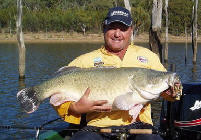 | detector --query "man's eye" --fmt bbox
[110,27,128,31]
[120,27,128,31]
